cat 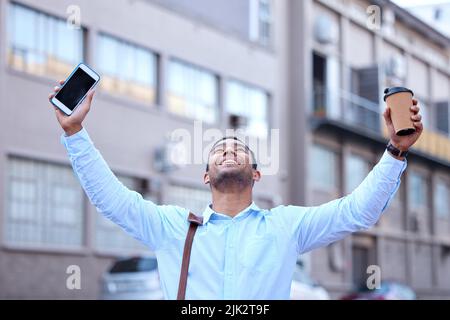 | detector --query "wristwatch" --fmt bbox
[386,142,408,158]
